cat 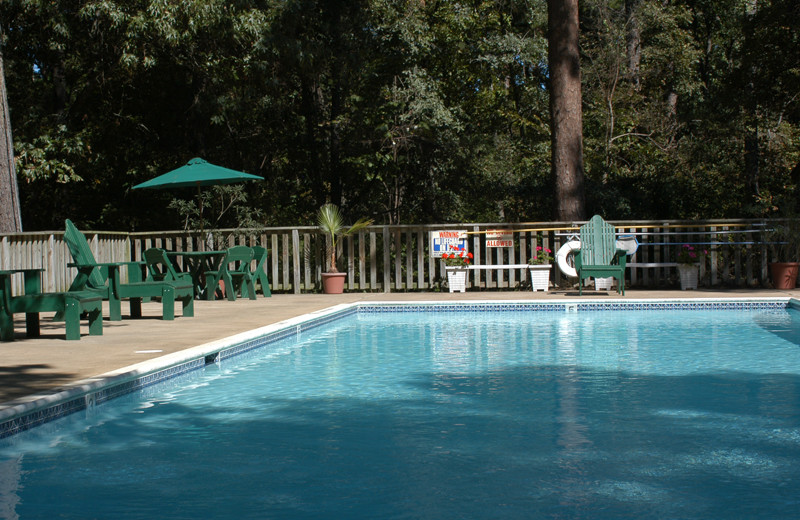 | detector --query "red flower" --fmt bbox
[467,252,474,259]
